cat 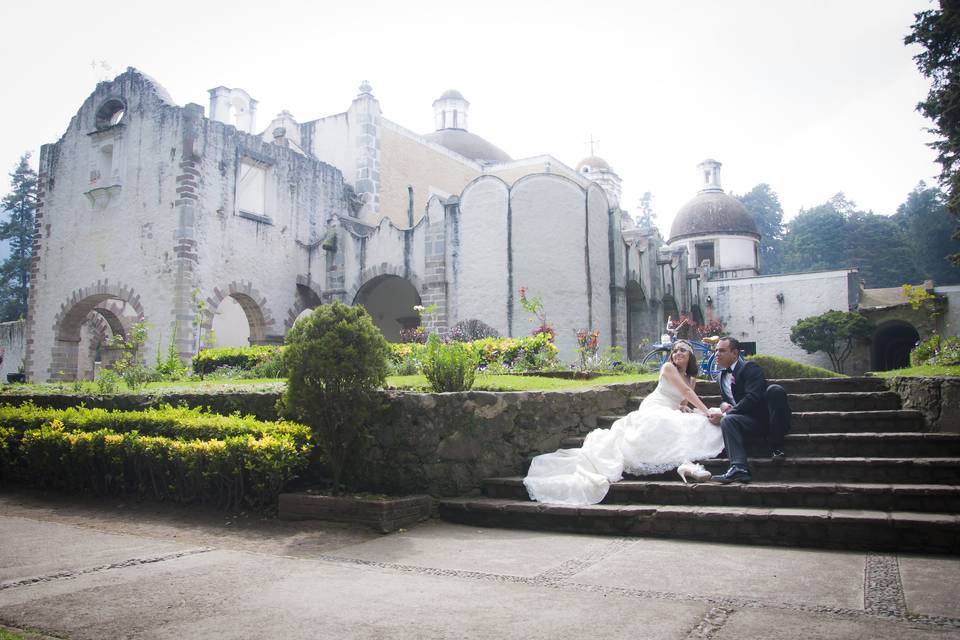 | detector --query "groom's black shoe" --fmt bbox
[713,465,752,484]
